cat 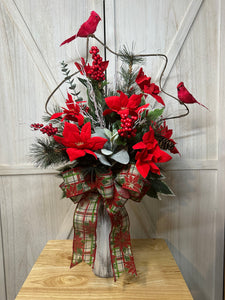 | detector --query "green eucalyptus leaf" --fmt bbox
[111,149,129,164]
[95,153,111,166]
[104,128,112,139]
[101,149,113,156]
[78,77,88,87]
[111,130,119,142]
[92,127,108,139]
